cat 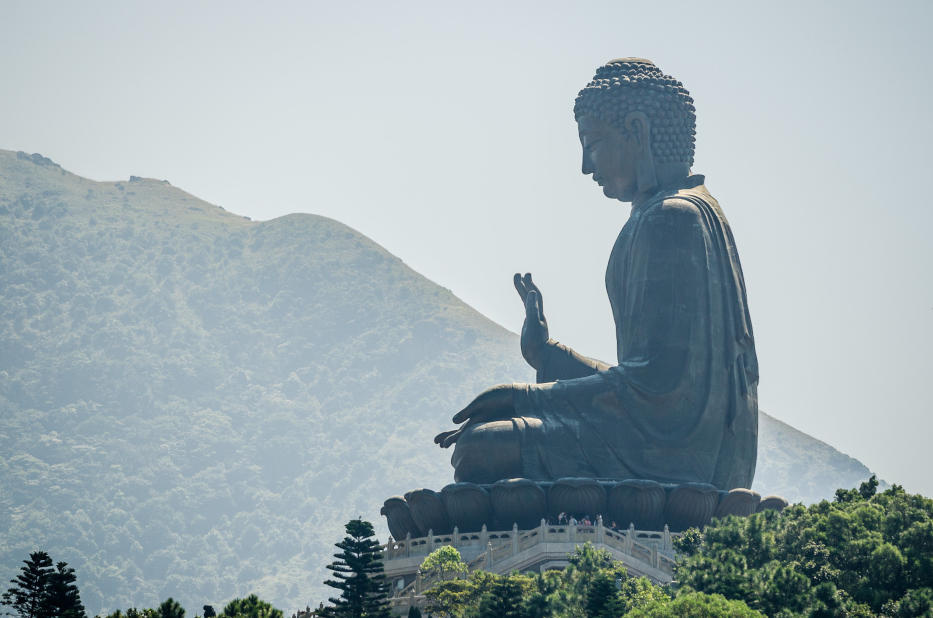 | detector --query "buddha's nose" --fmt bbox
[581,150,595,175]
